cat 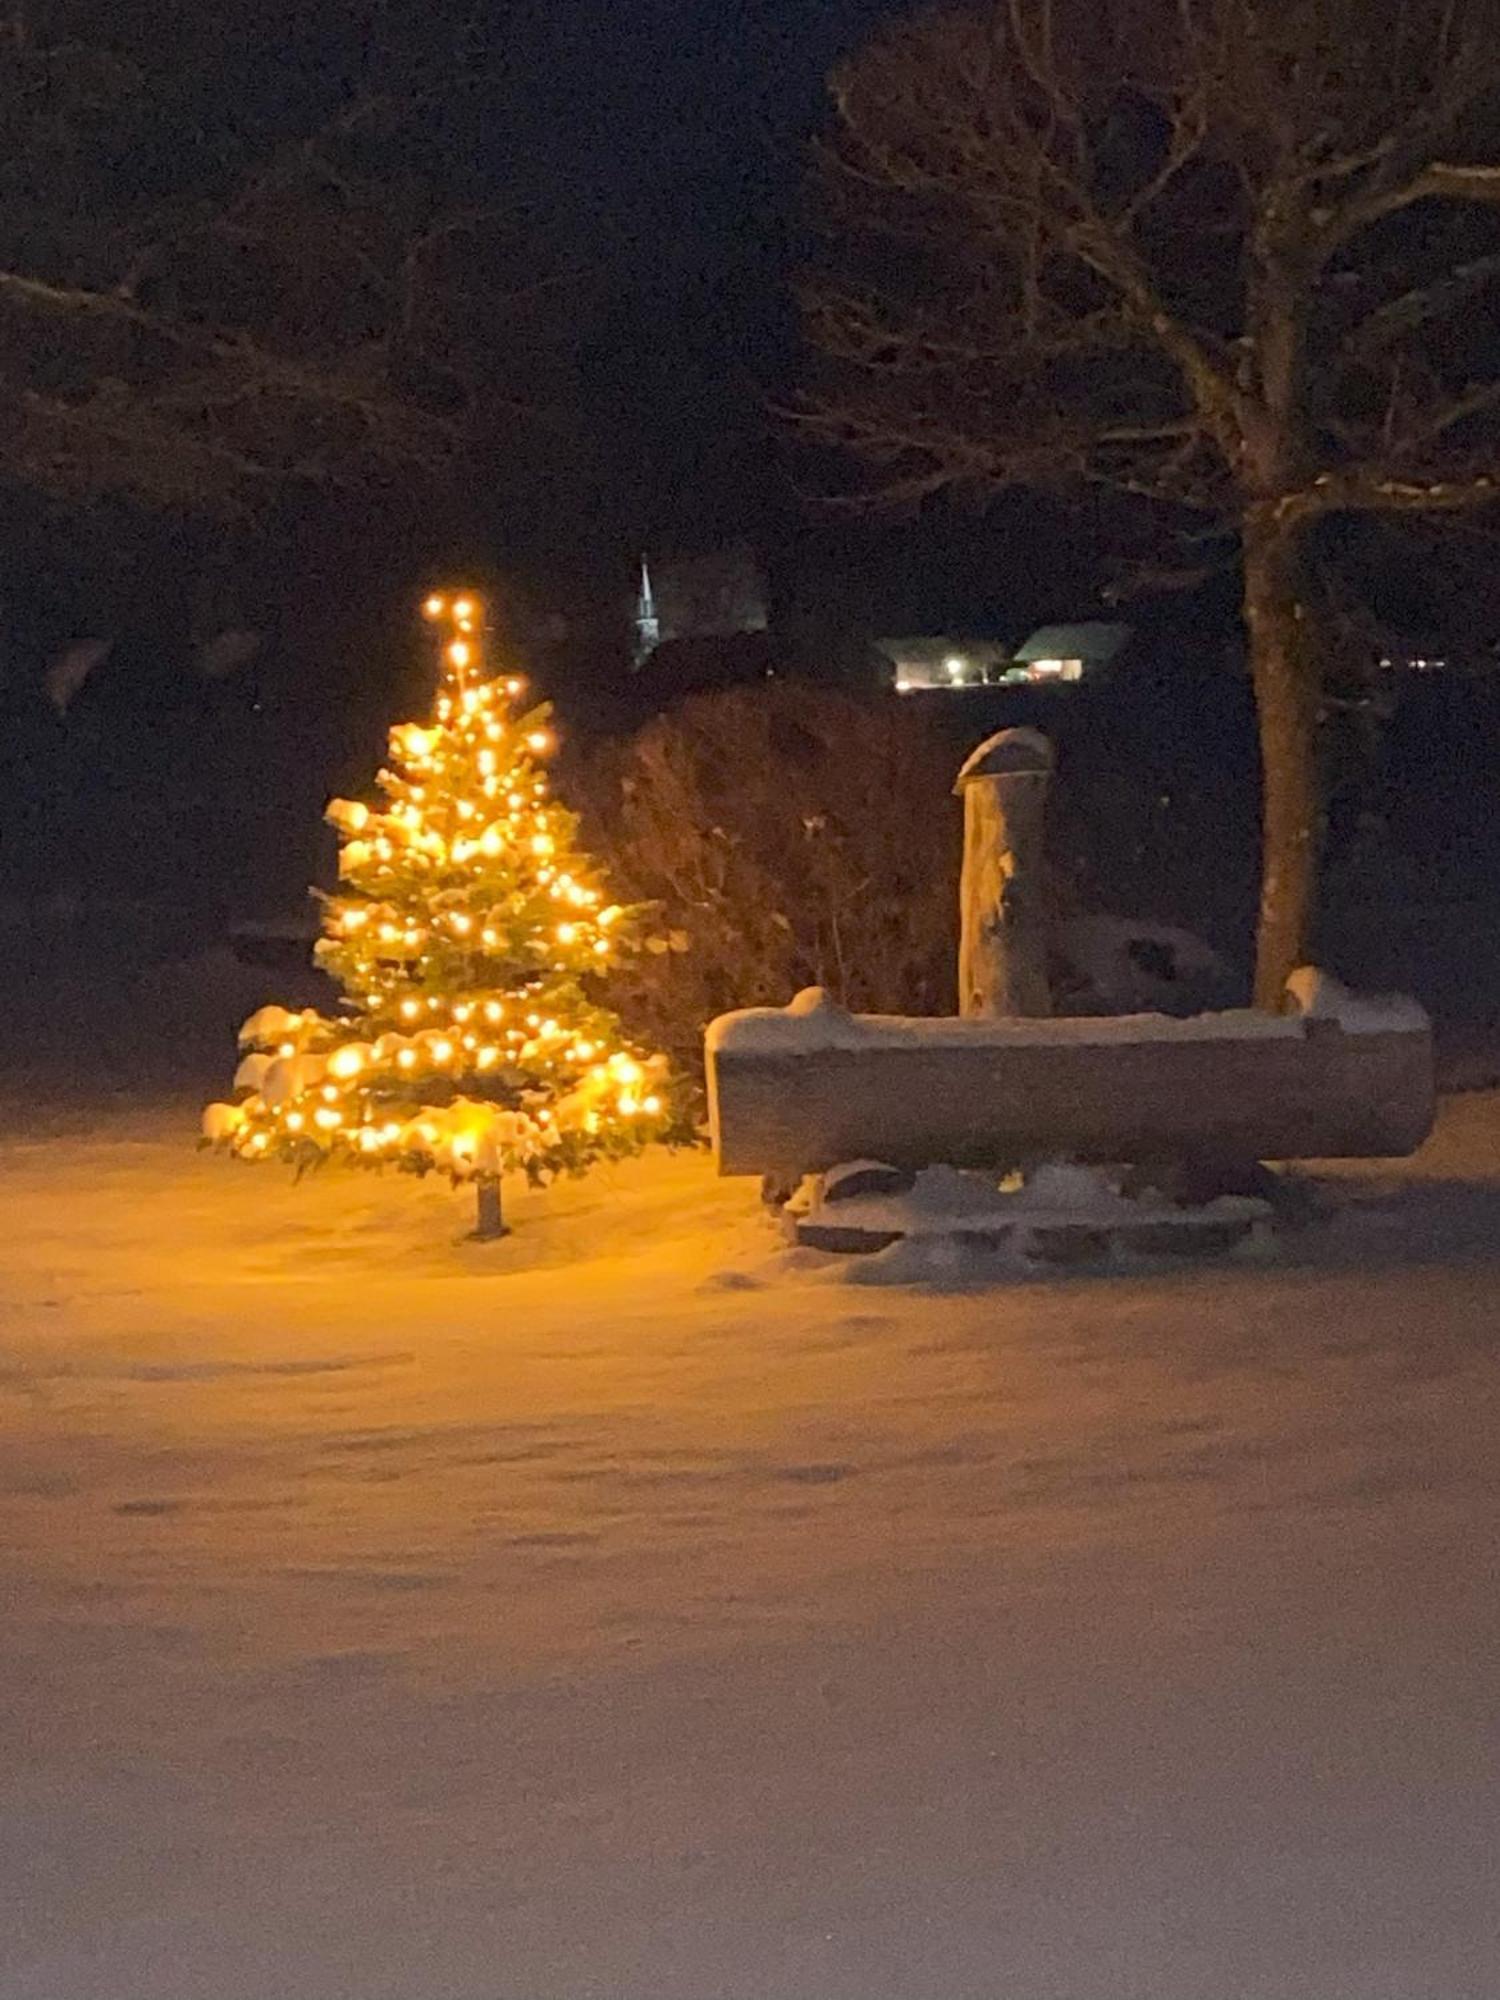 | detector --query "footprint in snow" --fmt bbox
[697,1268,766,1293]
